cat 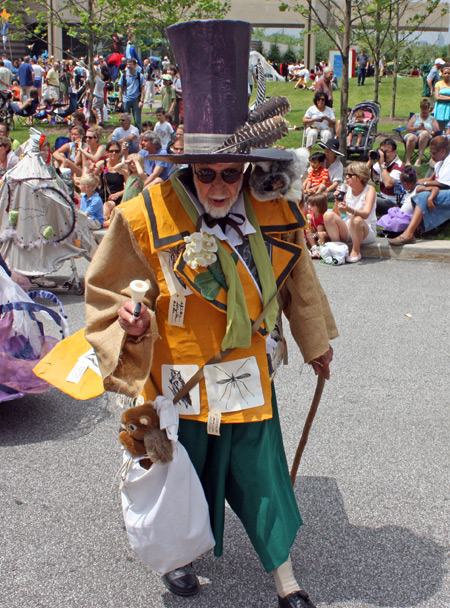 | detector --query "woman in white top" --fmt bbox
[323,161,377,263]
[302,92,335,152]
